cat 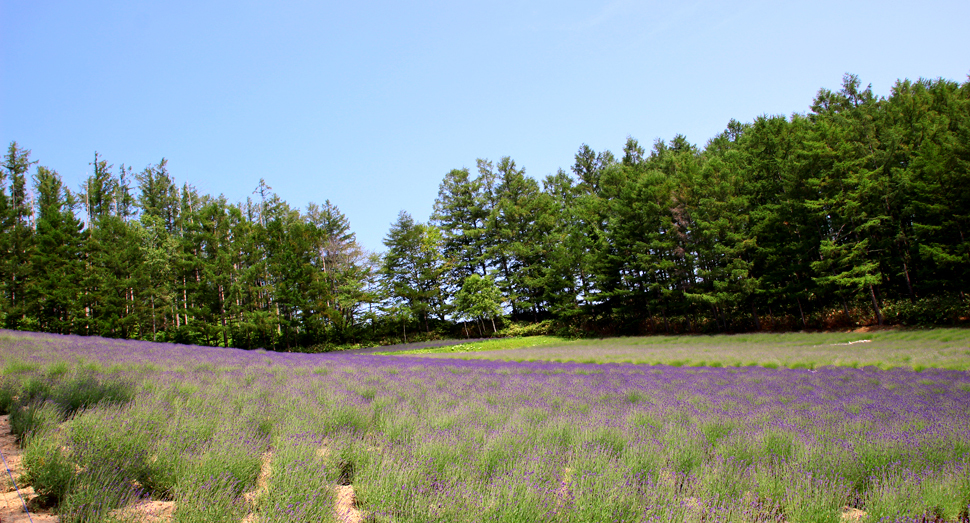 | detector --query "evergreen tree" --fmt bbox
[1,142,36,328]
[307,200,372,341]
[431,167,490,290]
[489,157,542,318]
[807,74,887,324]
[536,170,583,315]
[381,211,445,333]
[686,129,760,330]
[29,167,84,333]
